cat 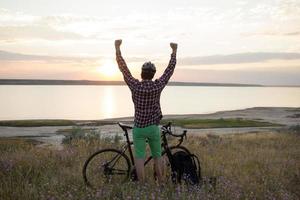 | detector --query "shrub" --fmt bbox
[62,126,101,144]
